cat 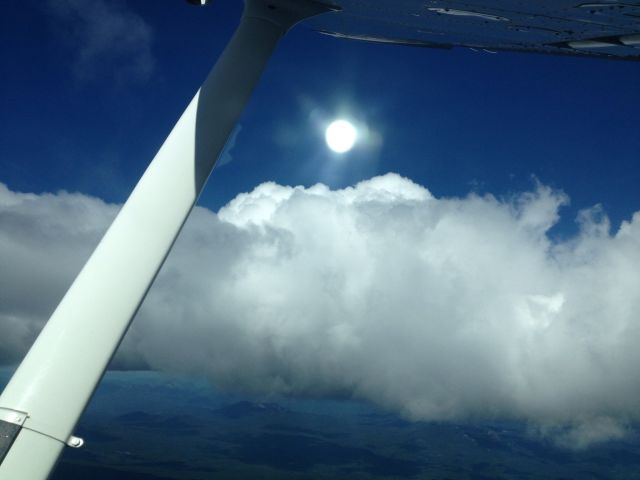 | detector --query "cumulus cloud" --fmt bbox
[2,174,640,448]
[46,0,154,83]
[0,183,117,362]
